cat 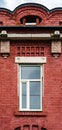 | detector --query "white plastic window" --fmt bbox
[19,65,43,111]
